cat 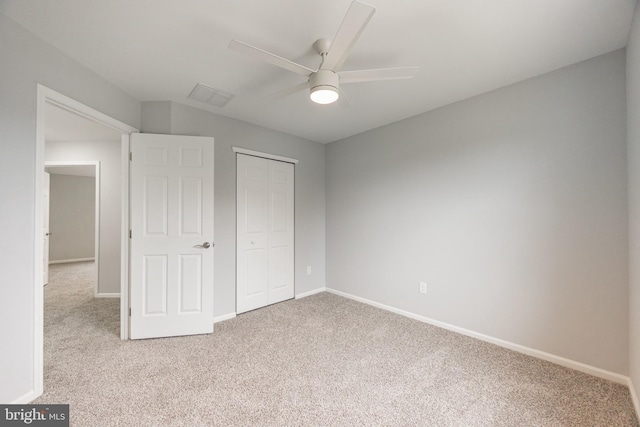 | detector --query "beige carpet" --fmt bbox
[36,261,639,426]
